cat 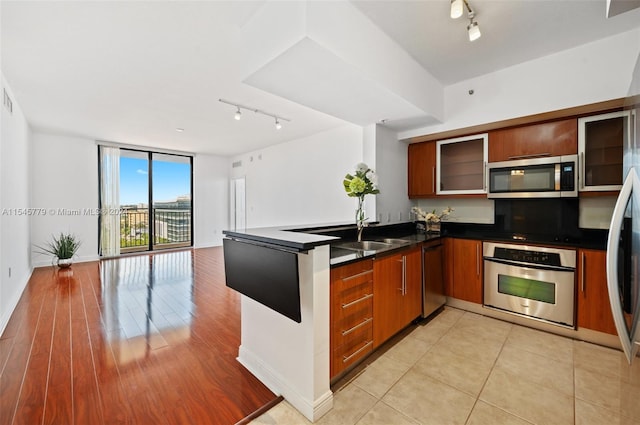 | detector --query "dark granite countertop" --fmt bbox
[329,232,442,267]
[440,222,609,250]
[223,225,340,251]
[223,221,442,265]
